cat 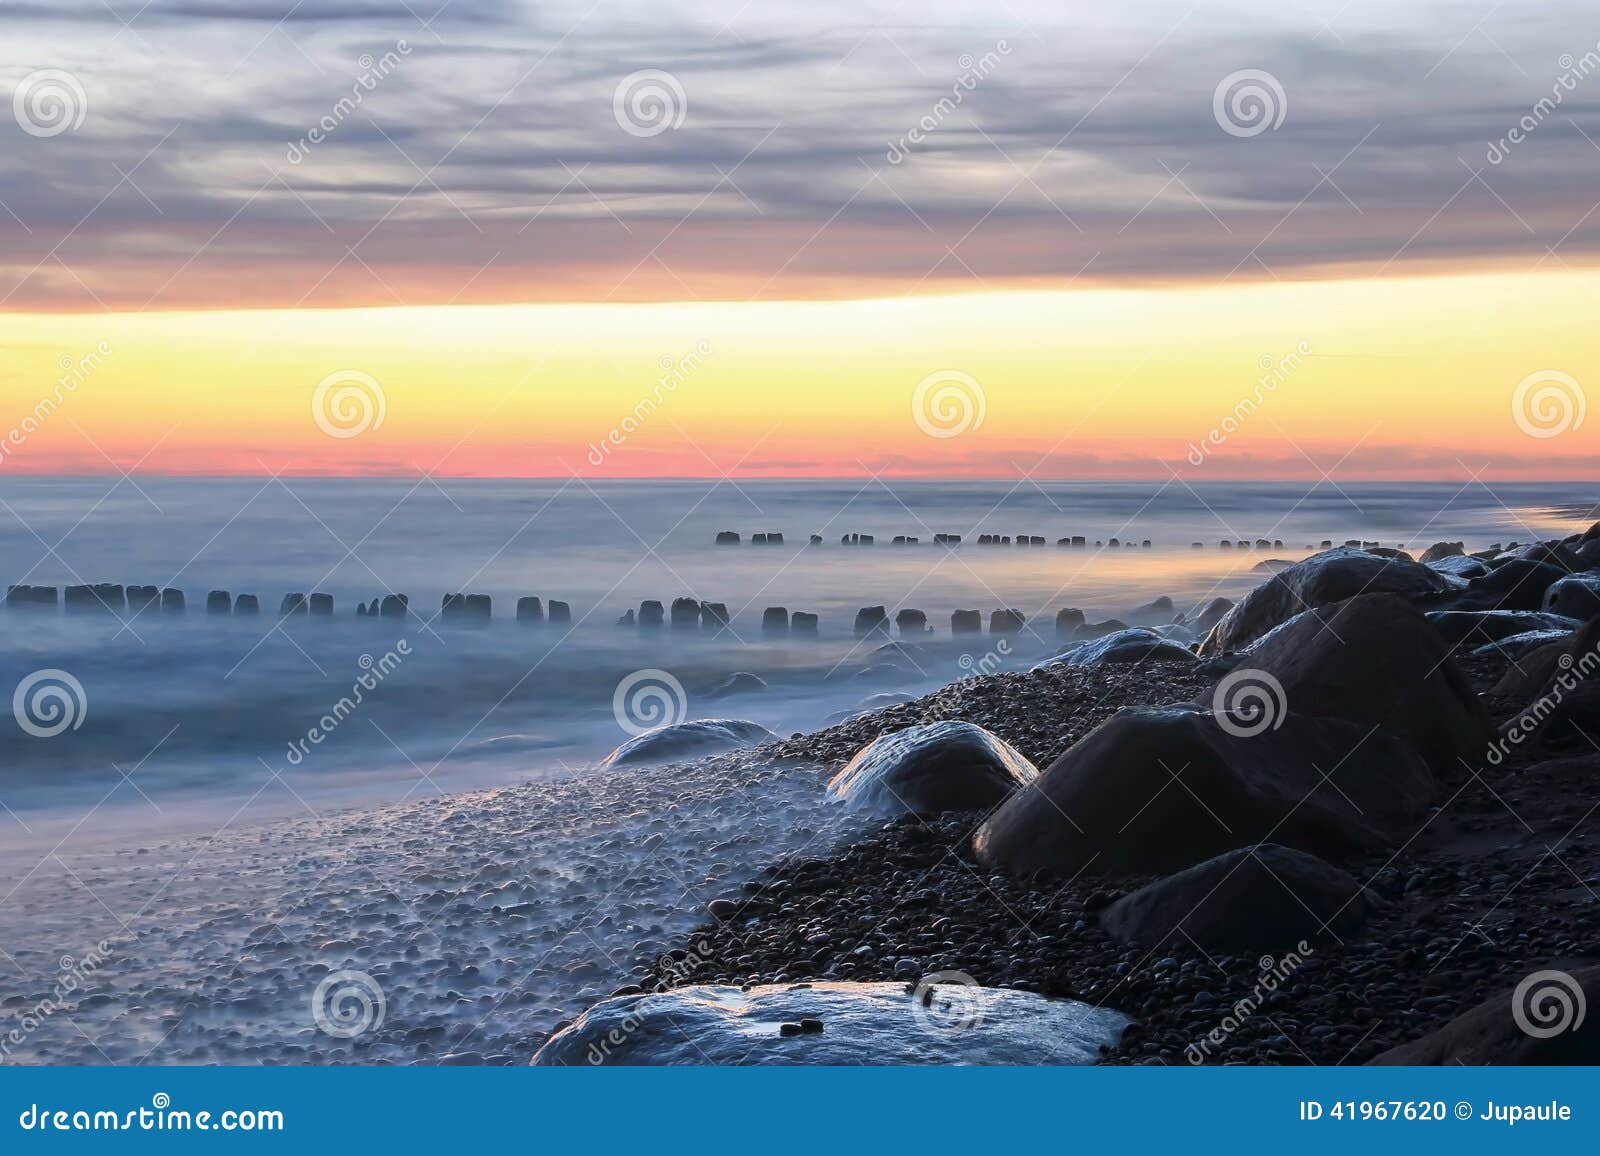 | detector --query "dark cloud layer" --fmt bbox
[3,1,1599,308]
